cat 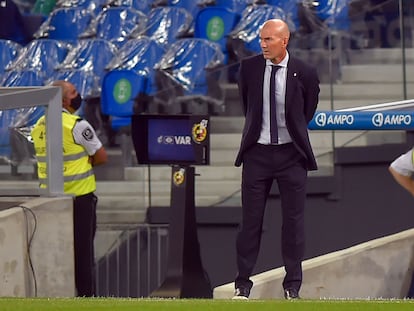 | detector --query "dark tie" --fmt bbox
[270,65,280,144]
